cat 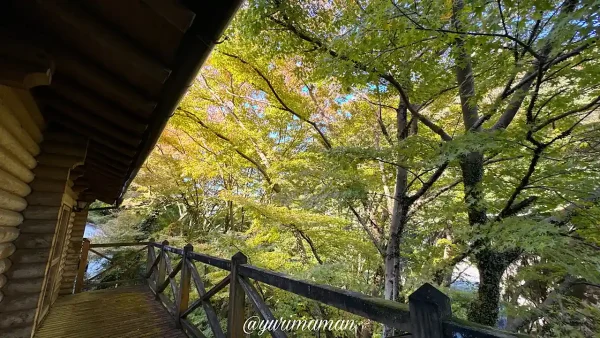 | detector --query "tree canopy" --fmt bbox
[91,0,600,336]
